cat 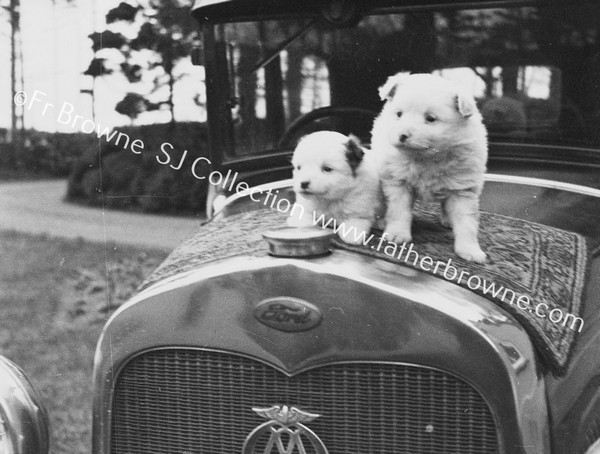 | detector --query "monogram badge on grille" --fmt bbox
[242,405,329,454]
